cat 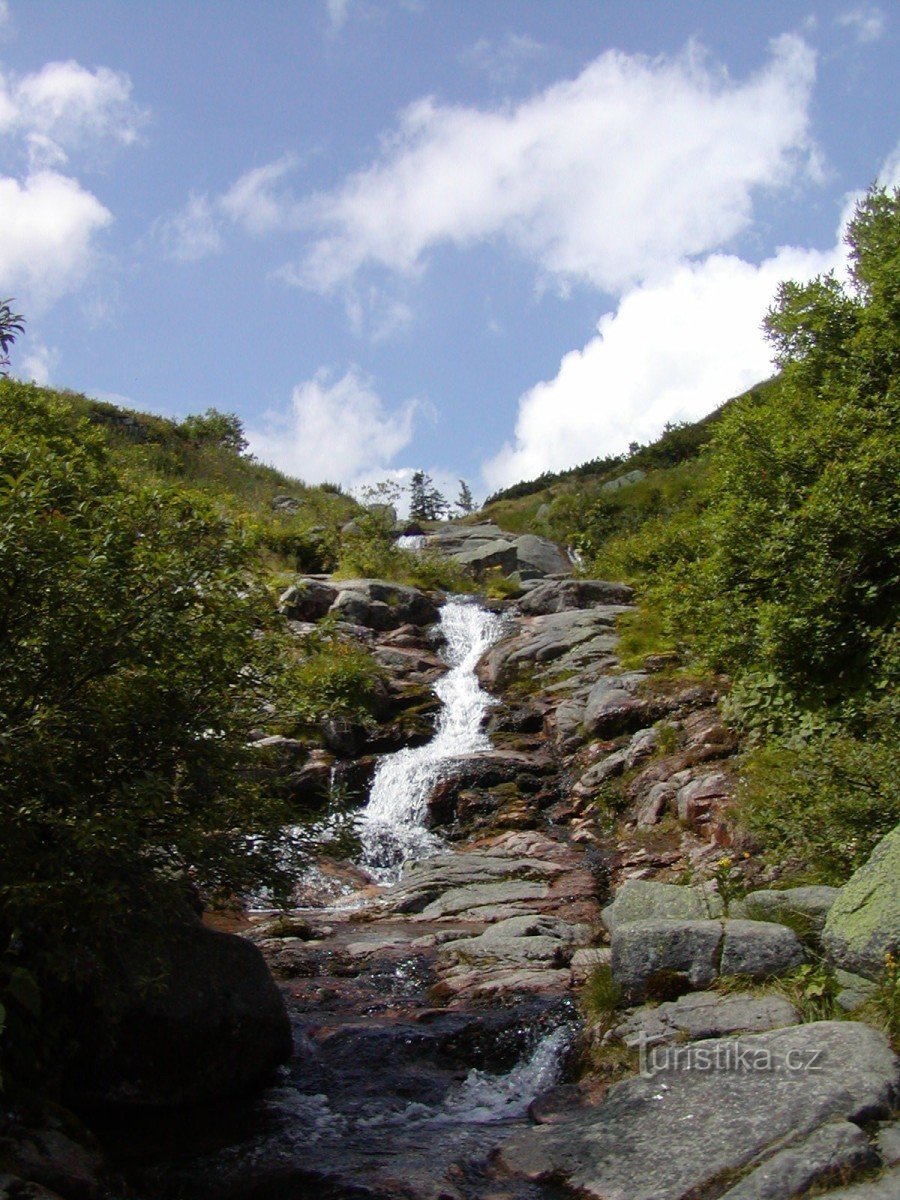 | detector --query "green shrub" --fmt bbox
[0,386,297,998]
[289,637,385,727]
[580,964,622,1032]
[737,731,900,883]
